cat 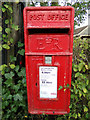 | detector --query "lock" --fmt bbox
[45,56,52,64]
